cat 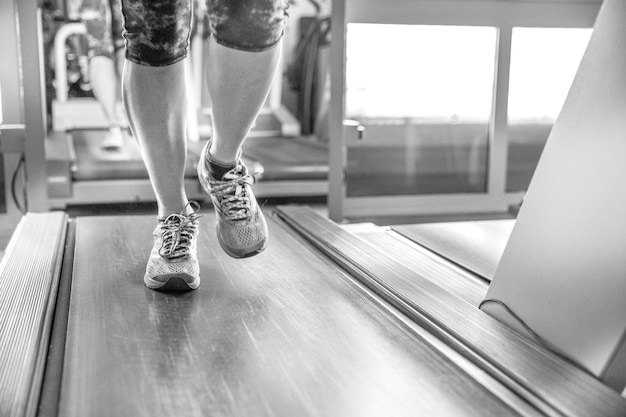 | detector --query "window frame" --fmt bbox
[328,0,600,221]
